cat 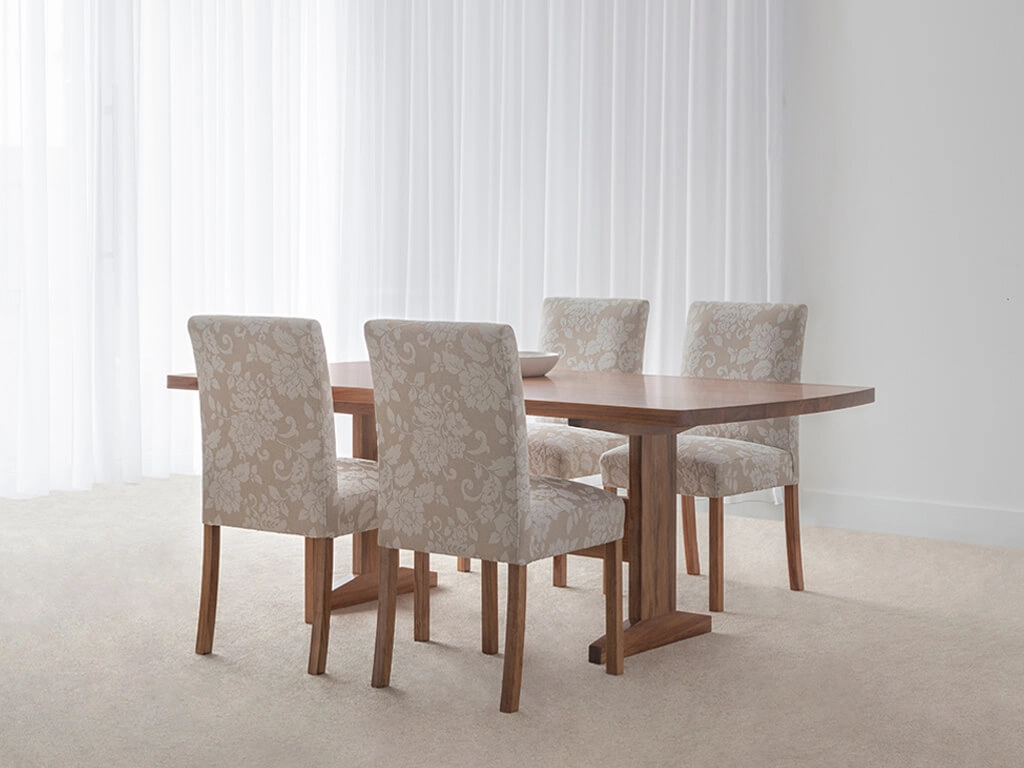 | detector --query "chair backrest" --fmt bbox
[187,315,339,537]
[538,297,650,373]
[681,302,808,460]
[364,319,532,564]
